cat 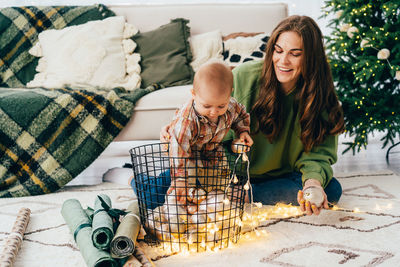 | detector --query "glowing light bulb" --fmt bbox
[244,182,250,191]
[233,175,239,184]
